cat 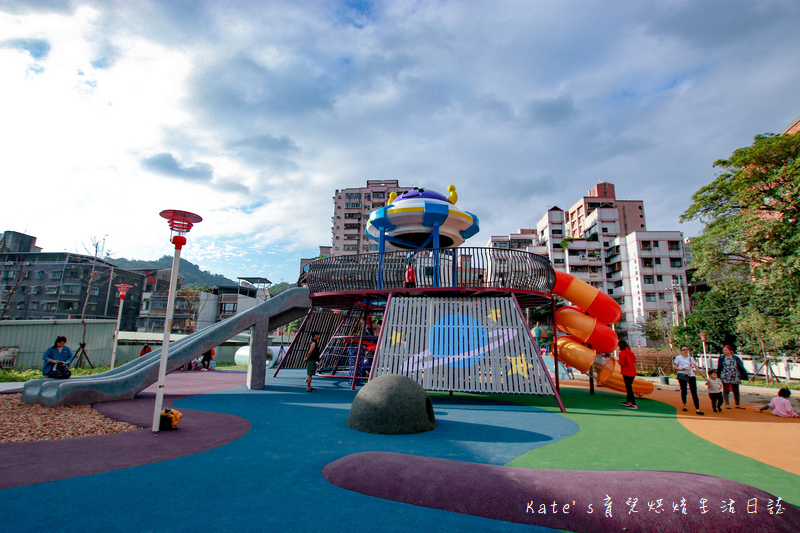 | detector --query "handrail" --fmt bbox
[305,247,555,295]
